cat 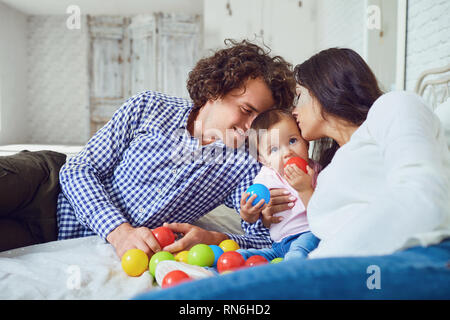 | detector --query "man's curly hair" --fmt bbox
[187,39,296,111]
